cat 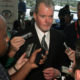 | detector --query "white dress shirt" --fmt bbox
[35,23,50,49]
